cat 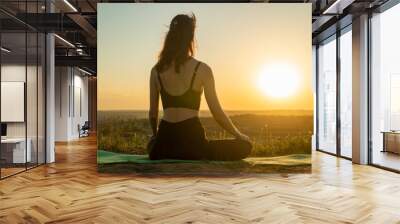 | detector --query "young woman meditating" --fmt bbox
[148,14,252,161]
